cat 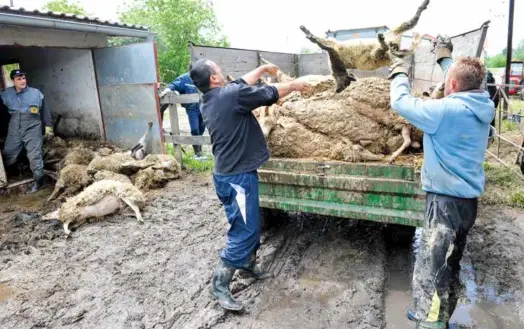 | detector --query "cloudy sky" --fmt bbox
[2,0,521,56]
